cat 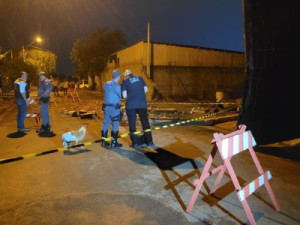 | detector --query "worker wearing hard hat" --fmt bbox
[101,70,123,148]
[121,69,154,149]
